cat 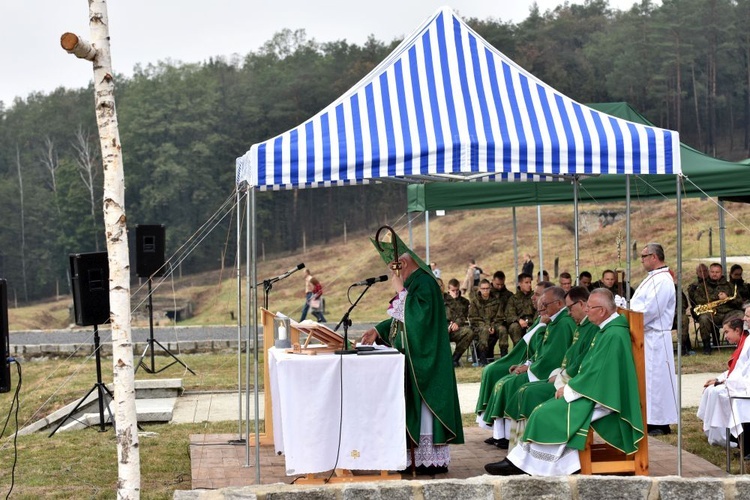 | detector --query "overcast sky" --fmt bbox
[1,0,644,106]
